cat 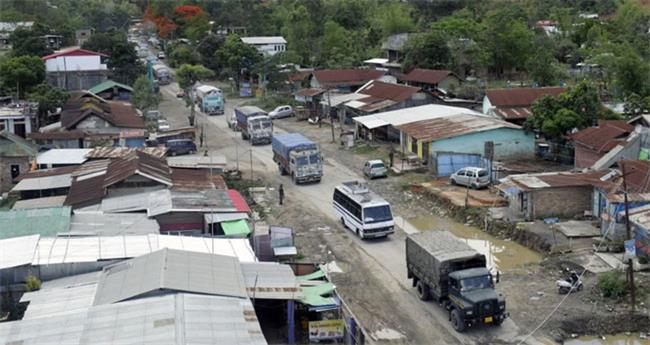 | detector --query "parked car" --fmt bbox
[450,167,490,189]
[157,119,170,131]
[176,90,185,98]
[269,105,294,119]
[227,113,239,131]
[157,51,166,59]
[363,159,388,179]
[165,139,196,156]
